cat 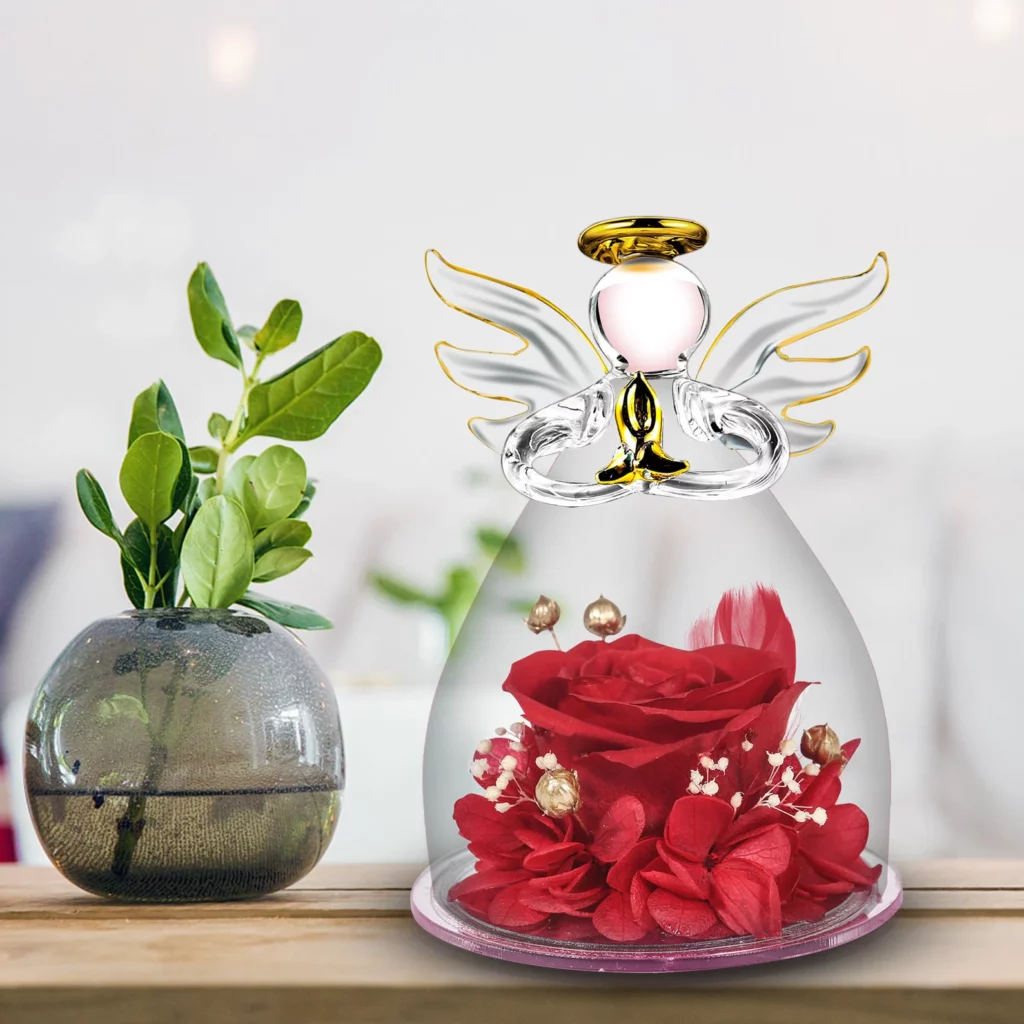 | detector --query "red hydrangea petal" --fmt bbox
[664,795,733,860]
[522,841,584,872]
[592,891,650,942]
[709,861,782,938]
[606,837,660,892]
[800,804,870,864]
[449,868,531,901]
[646,889,719,937]
[590,796,646,862]
[630,874,656,930]
[724,824,794,877]
[487,882,550,928]
[782,893,829,924]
